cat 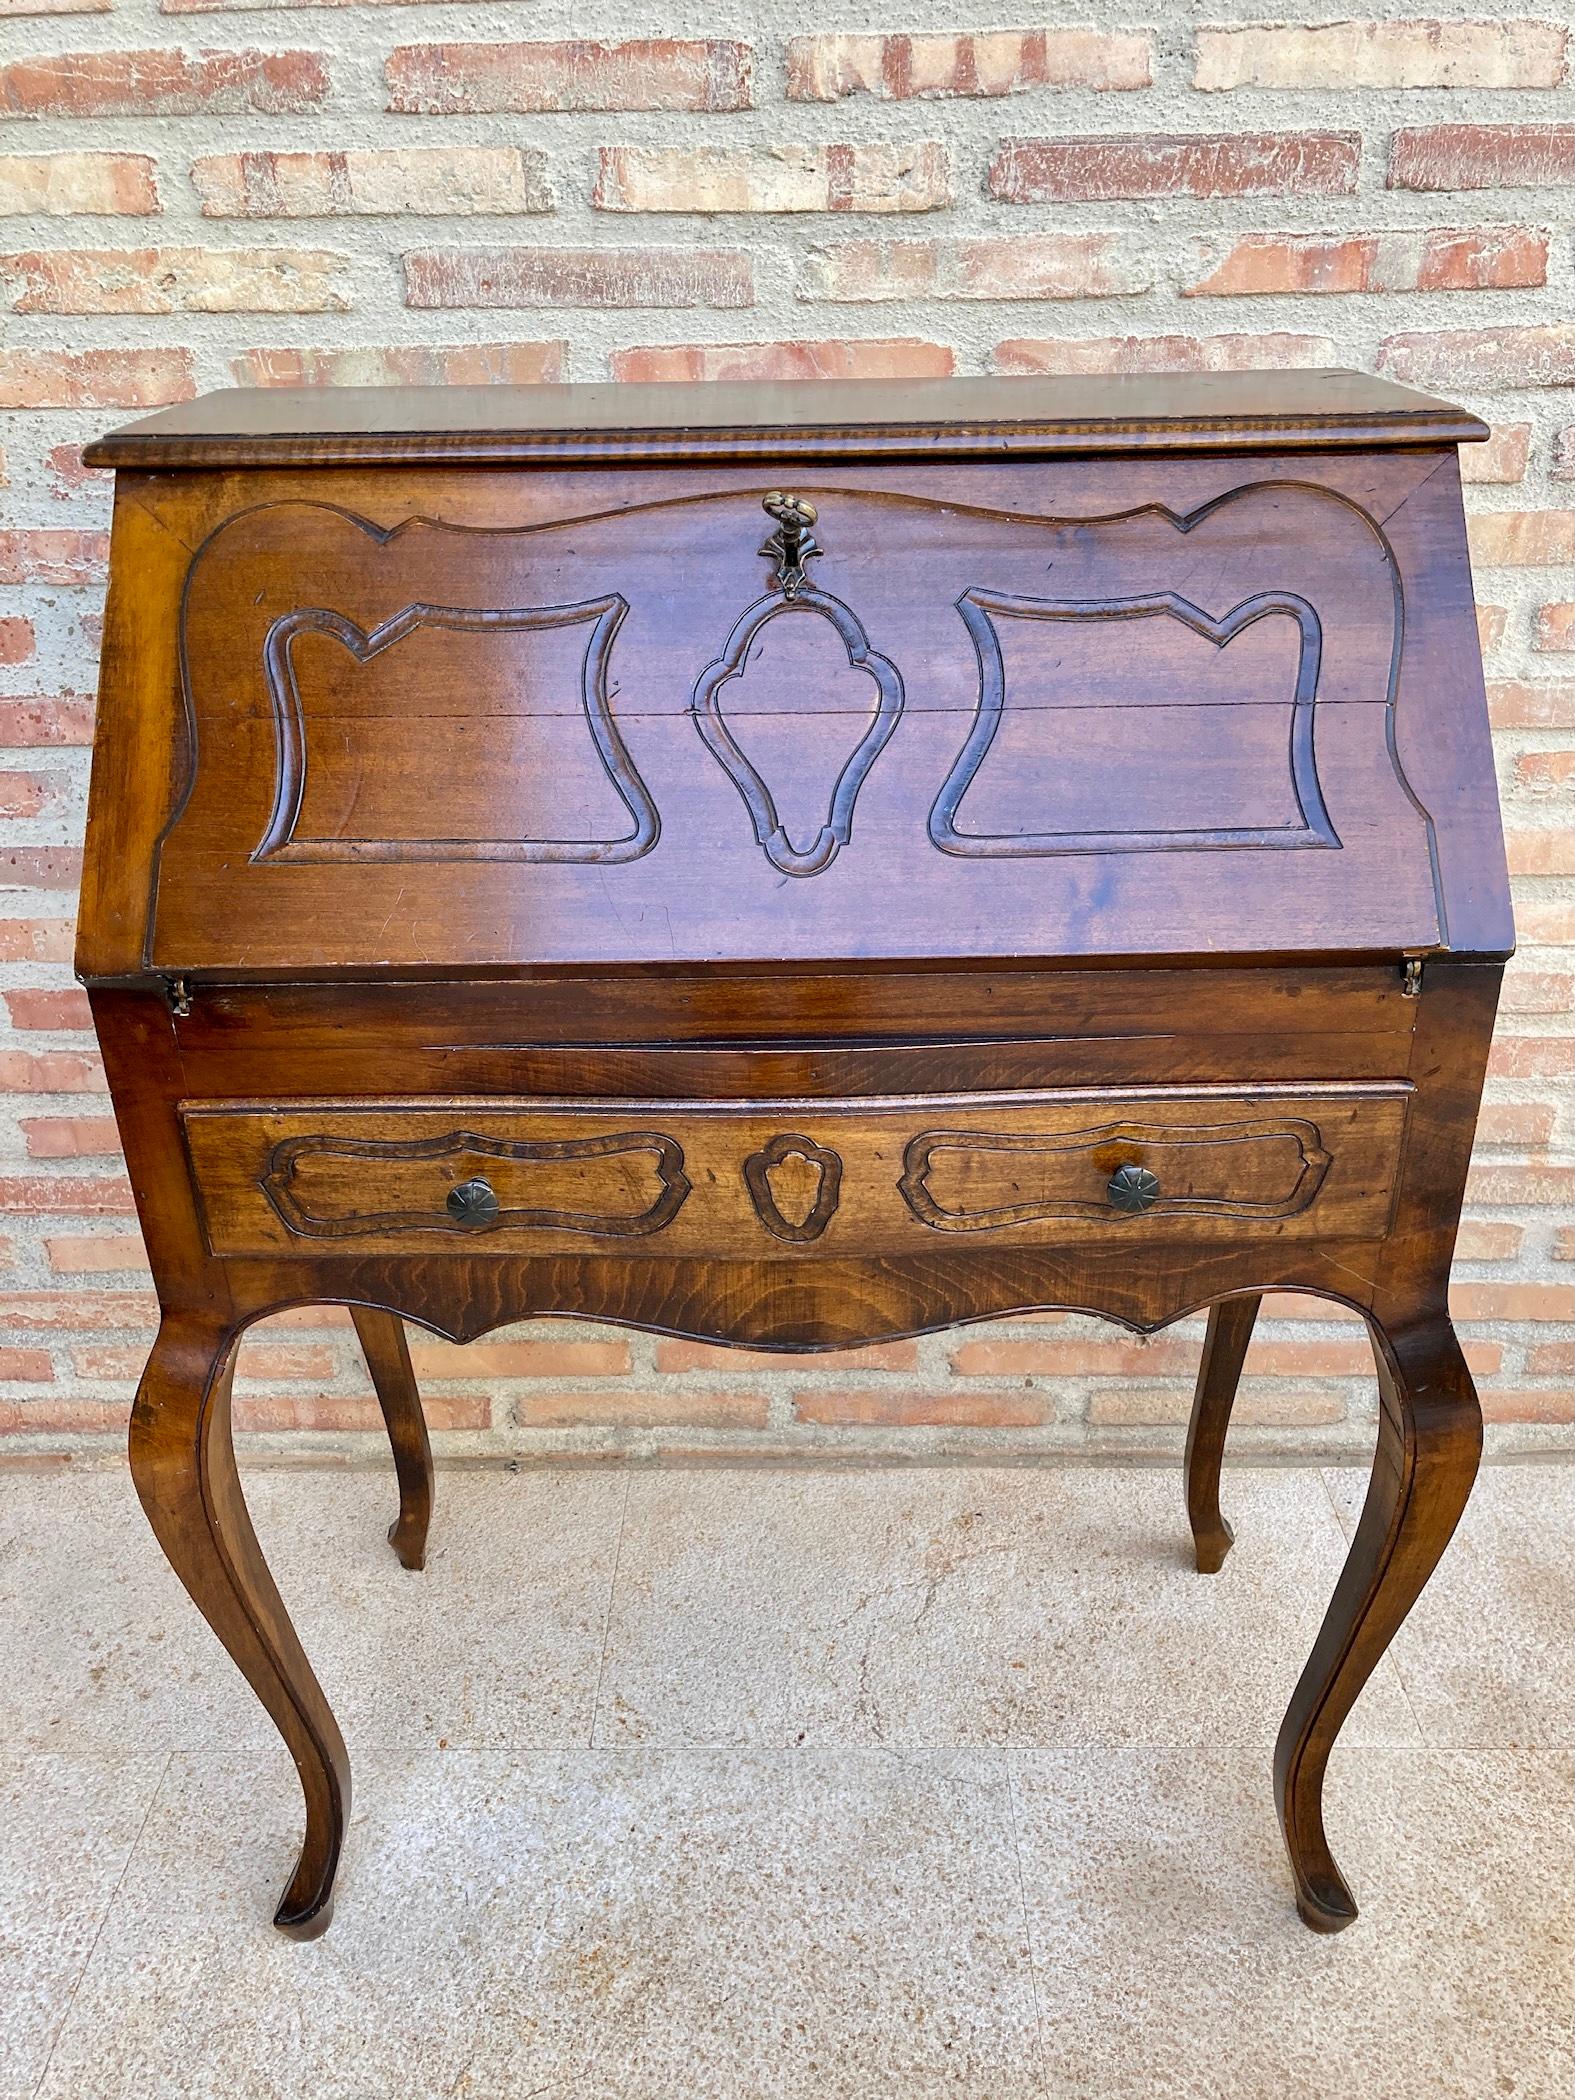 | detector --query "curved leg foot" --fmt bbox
[129,1309,350,1936]
[350,1306,431,1570]
[1185,1295,1260,1573]
[1274,1304,1481,1931]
